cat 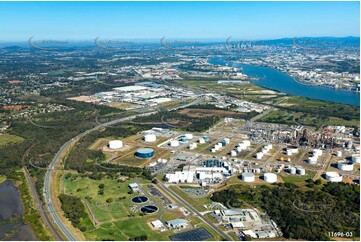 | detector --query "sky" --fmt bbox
[0,1,359,41]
